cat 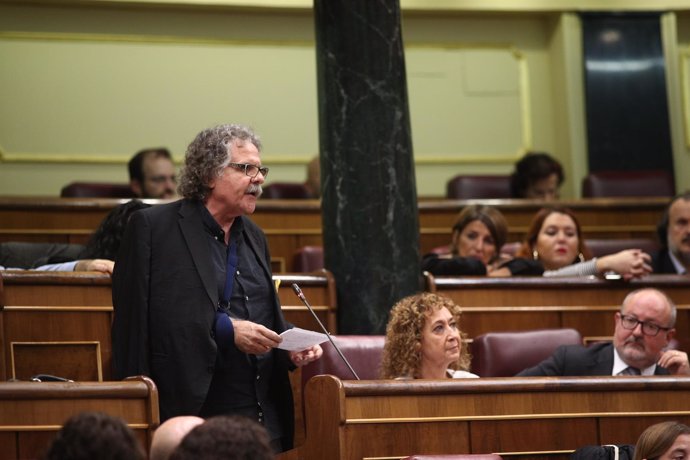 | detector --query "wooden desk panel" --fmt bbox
[427,274,690,307]
[0,197,669,271]
[0,376,159,460]
[0,271,338,382]
[282,375,690,460]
